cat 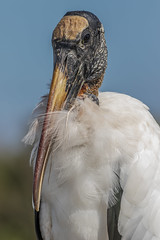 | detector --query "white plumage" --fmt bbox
[24,91,160,240]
